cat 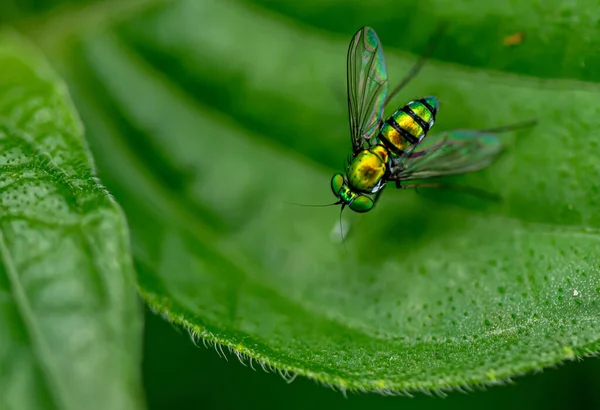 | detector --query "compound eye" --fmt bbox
[349,195,374,213]
[331,173,344,196]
